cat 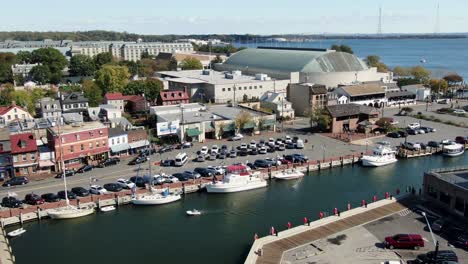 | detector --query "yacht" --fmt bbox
[274,169,305,180]
[442,142,465,157]
[361,145,397,167]
[131,188,181,205]
[206,165,267,193]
